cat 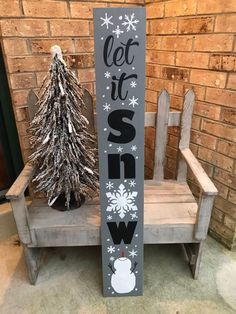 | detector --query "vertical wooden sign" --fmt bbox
[94,8,146,297]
